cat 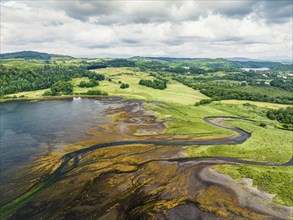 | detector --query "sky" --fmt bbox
[1,0,292,59]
